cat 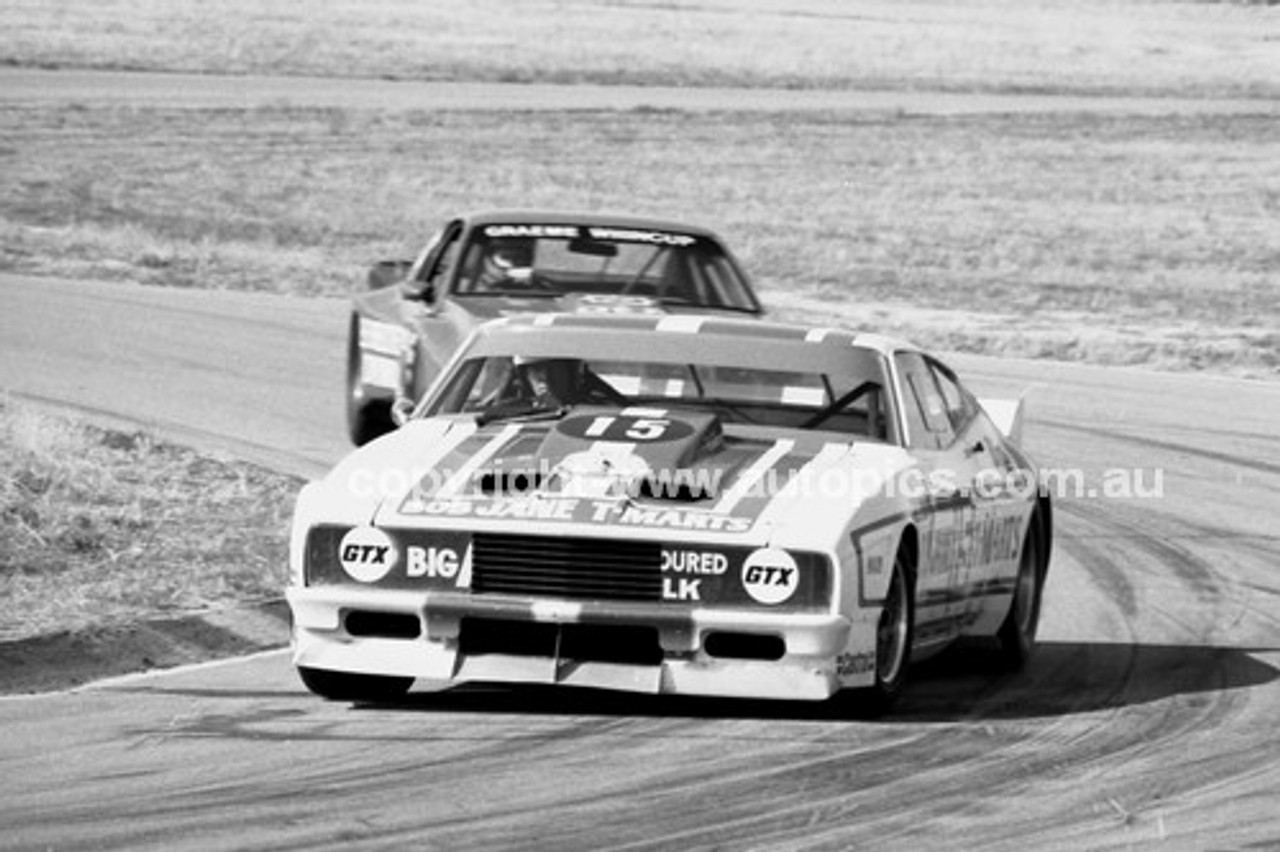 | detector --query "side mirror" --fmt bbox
[391,395,416,428]
[368,259,413,290]
[399,279,435,304]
